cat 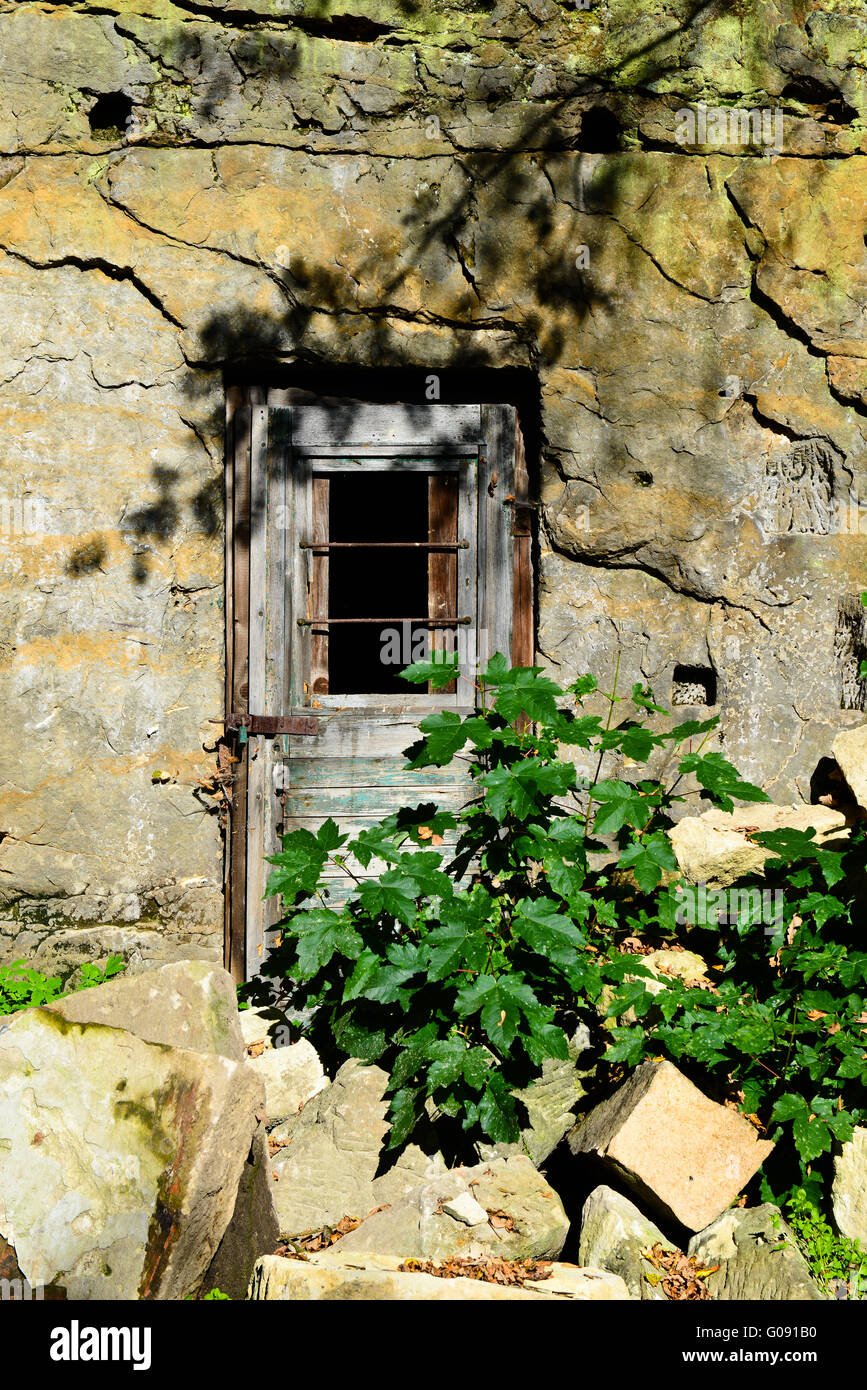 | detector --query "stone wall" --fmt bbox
[1,0,865,970]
